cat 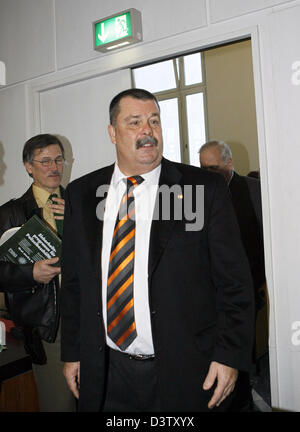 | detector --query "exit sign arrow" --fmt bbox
[98,22,108,43]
